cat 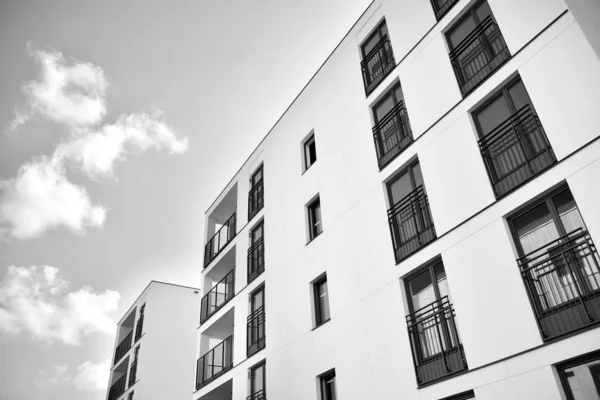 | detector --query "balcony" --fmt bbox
[196,336,234,389]
[449,16,510,96]
[388,186,436,263]
[248,179,264,221]
[247,307,265,357]
[108,374,127,400]
[479,105,556,198]
[200,269,235,324]
[430,0,460,20]
[406,296,468,386]
[128,360,138,387]
[114,331,132,366]
[361,35,395,96]
[518,229,600,341]
[205,212,237,268]
[248,237,265,284]
[373,101,413,169]
[247,389,266,400]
